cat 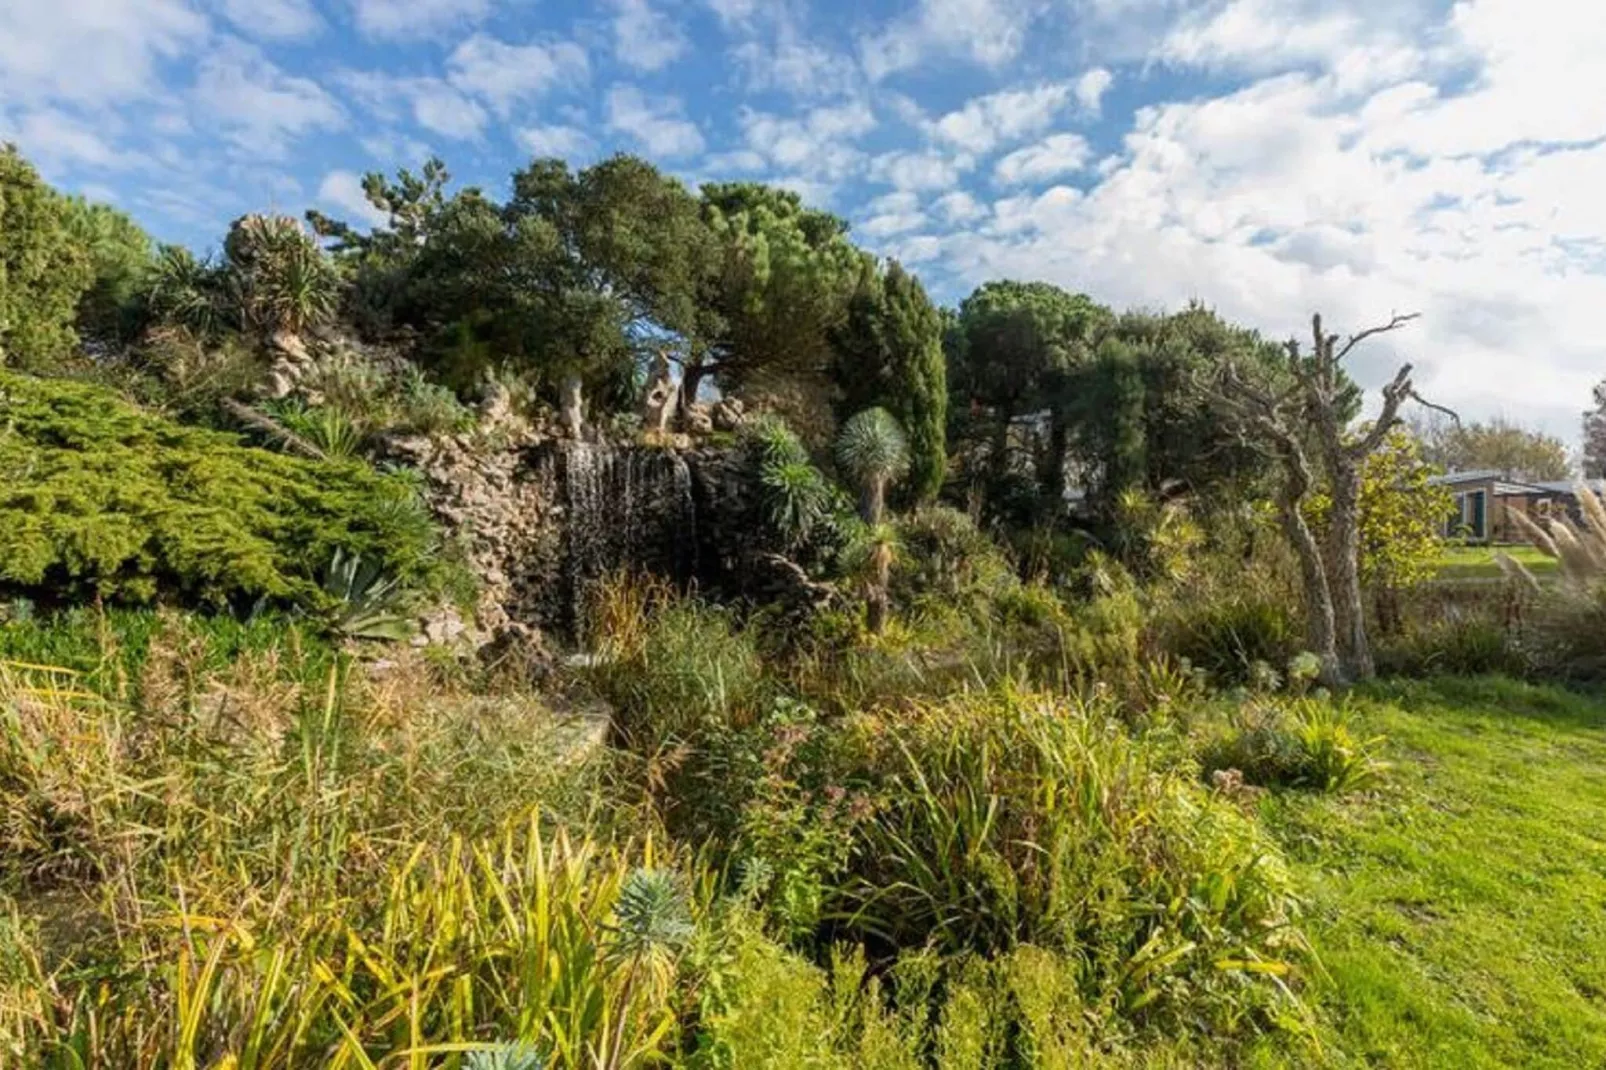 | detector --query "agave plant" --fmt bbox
[319,547,414,642]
